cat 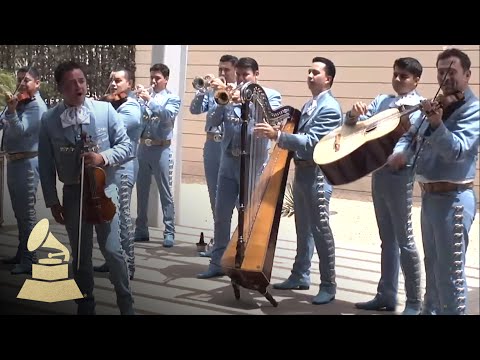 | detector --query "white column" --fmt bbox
[146,45,188,228]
